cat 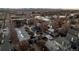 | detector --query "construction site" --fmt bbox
[0,8,79,51]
